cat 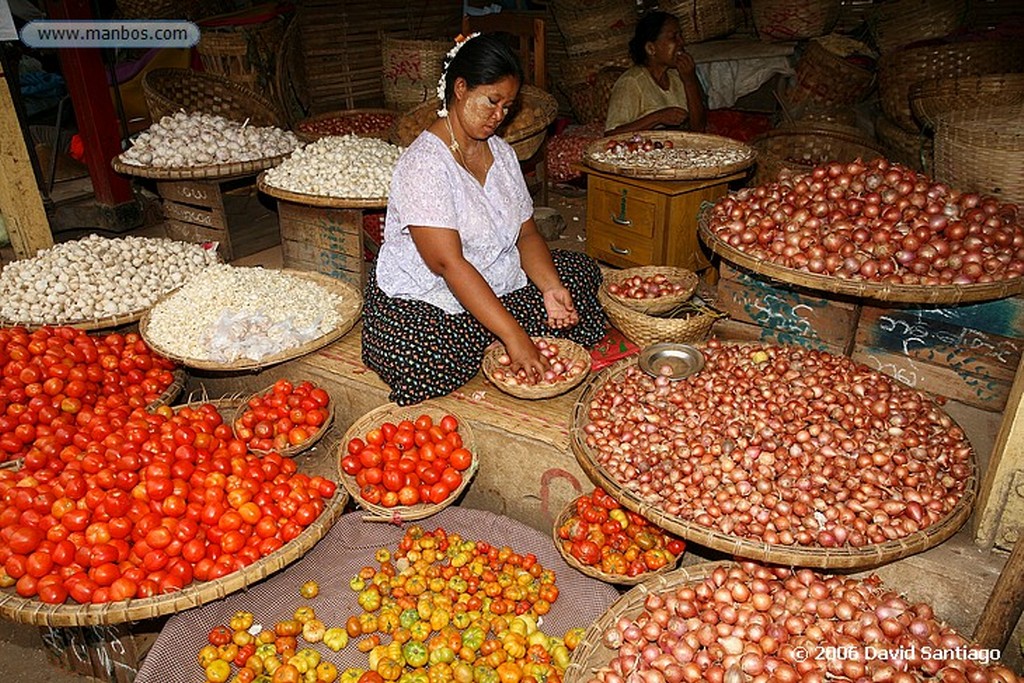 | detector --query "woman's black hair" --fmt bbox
[628,11,676,65]
[442,33,524,105]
